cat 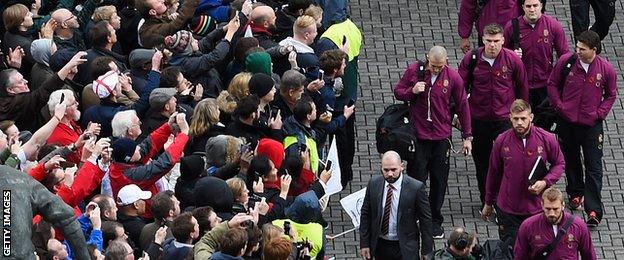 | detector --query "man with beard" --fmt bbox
[481,99,564,249]
[514,187,596,259]
[359,151,433,260]
[46,89,102,164]
[395,46,472,239]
